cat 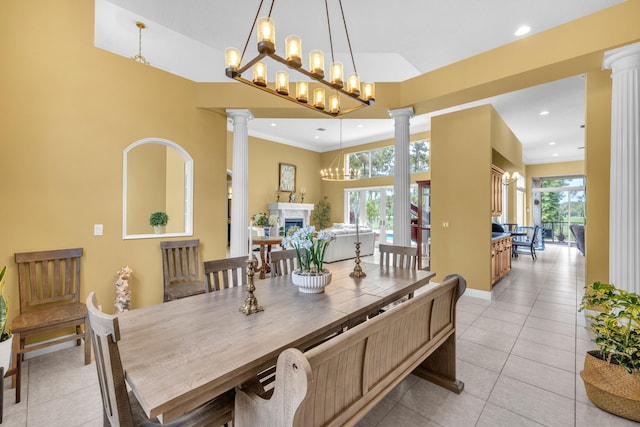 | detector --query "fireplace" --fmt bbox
[284,218,304,234]
[268,203,315,232]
